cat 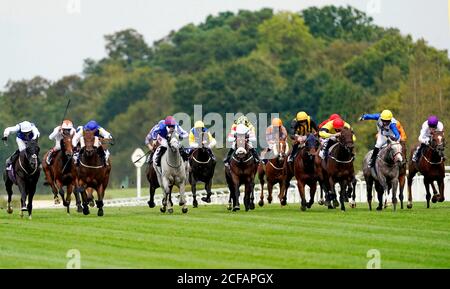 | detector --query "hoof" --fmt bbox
[148,201,155,208]
[54,197,60,205]
[193,199,198,208]
[376,206,382,211]
[300,206,306,211]
[432,195,438,203]
[280,199,287,206]
[232,205,240,212]
[332,200,339,208]
[249,202,255,210]
[6,208,13,214]
[160,207,166,213]
[77,206,83,213]
[227,204,232,211]
[83,207,90,215]
[306,202,313,209]
[350,203,356,209]
[97,209,104,217]
[439,196,445,203]
[182,207,188,214]
[327,205,334,209]
[318,199,324,206]
[407,202,413,209]
[267,198,272,204]
[89,200,95,207]
[201,197,211,203]
[168,208,174,214]
[258,200,264,207]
